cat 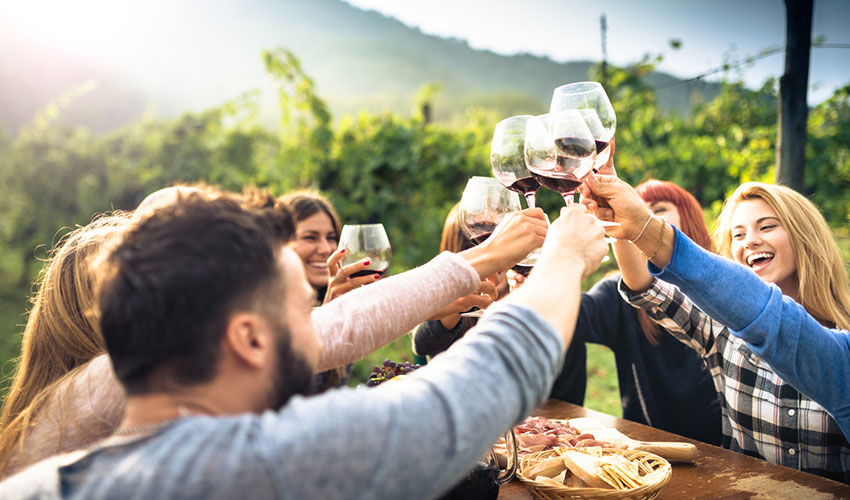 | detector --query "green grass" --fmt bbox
[584,344,621,417]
